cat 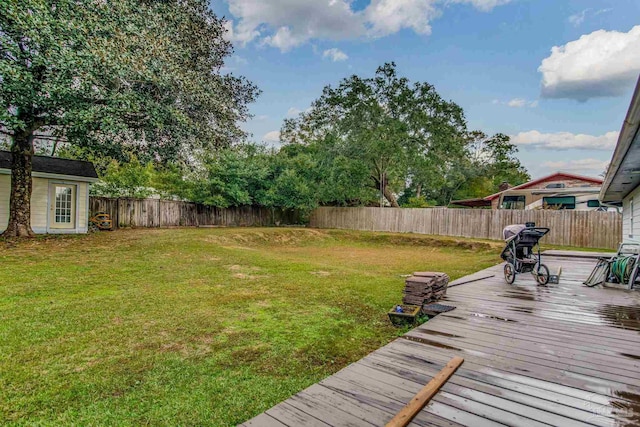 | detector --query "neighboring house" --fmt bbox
[600,77,640,242]
[0,151,98,234]
[452,172,604,210]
